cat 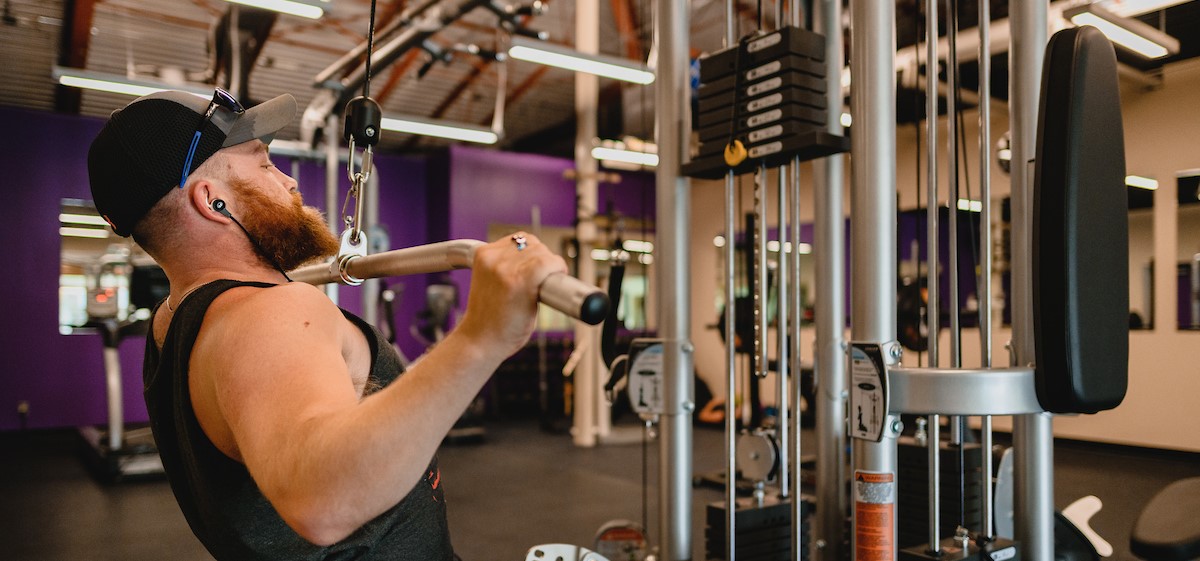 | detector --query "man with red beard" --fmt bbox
[87,89,565,560]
